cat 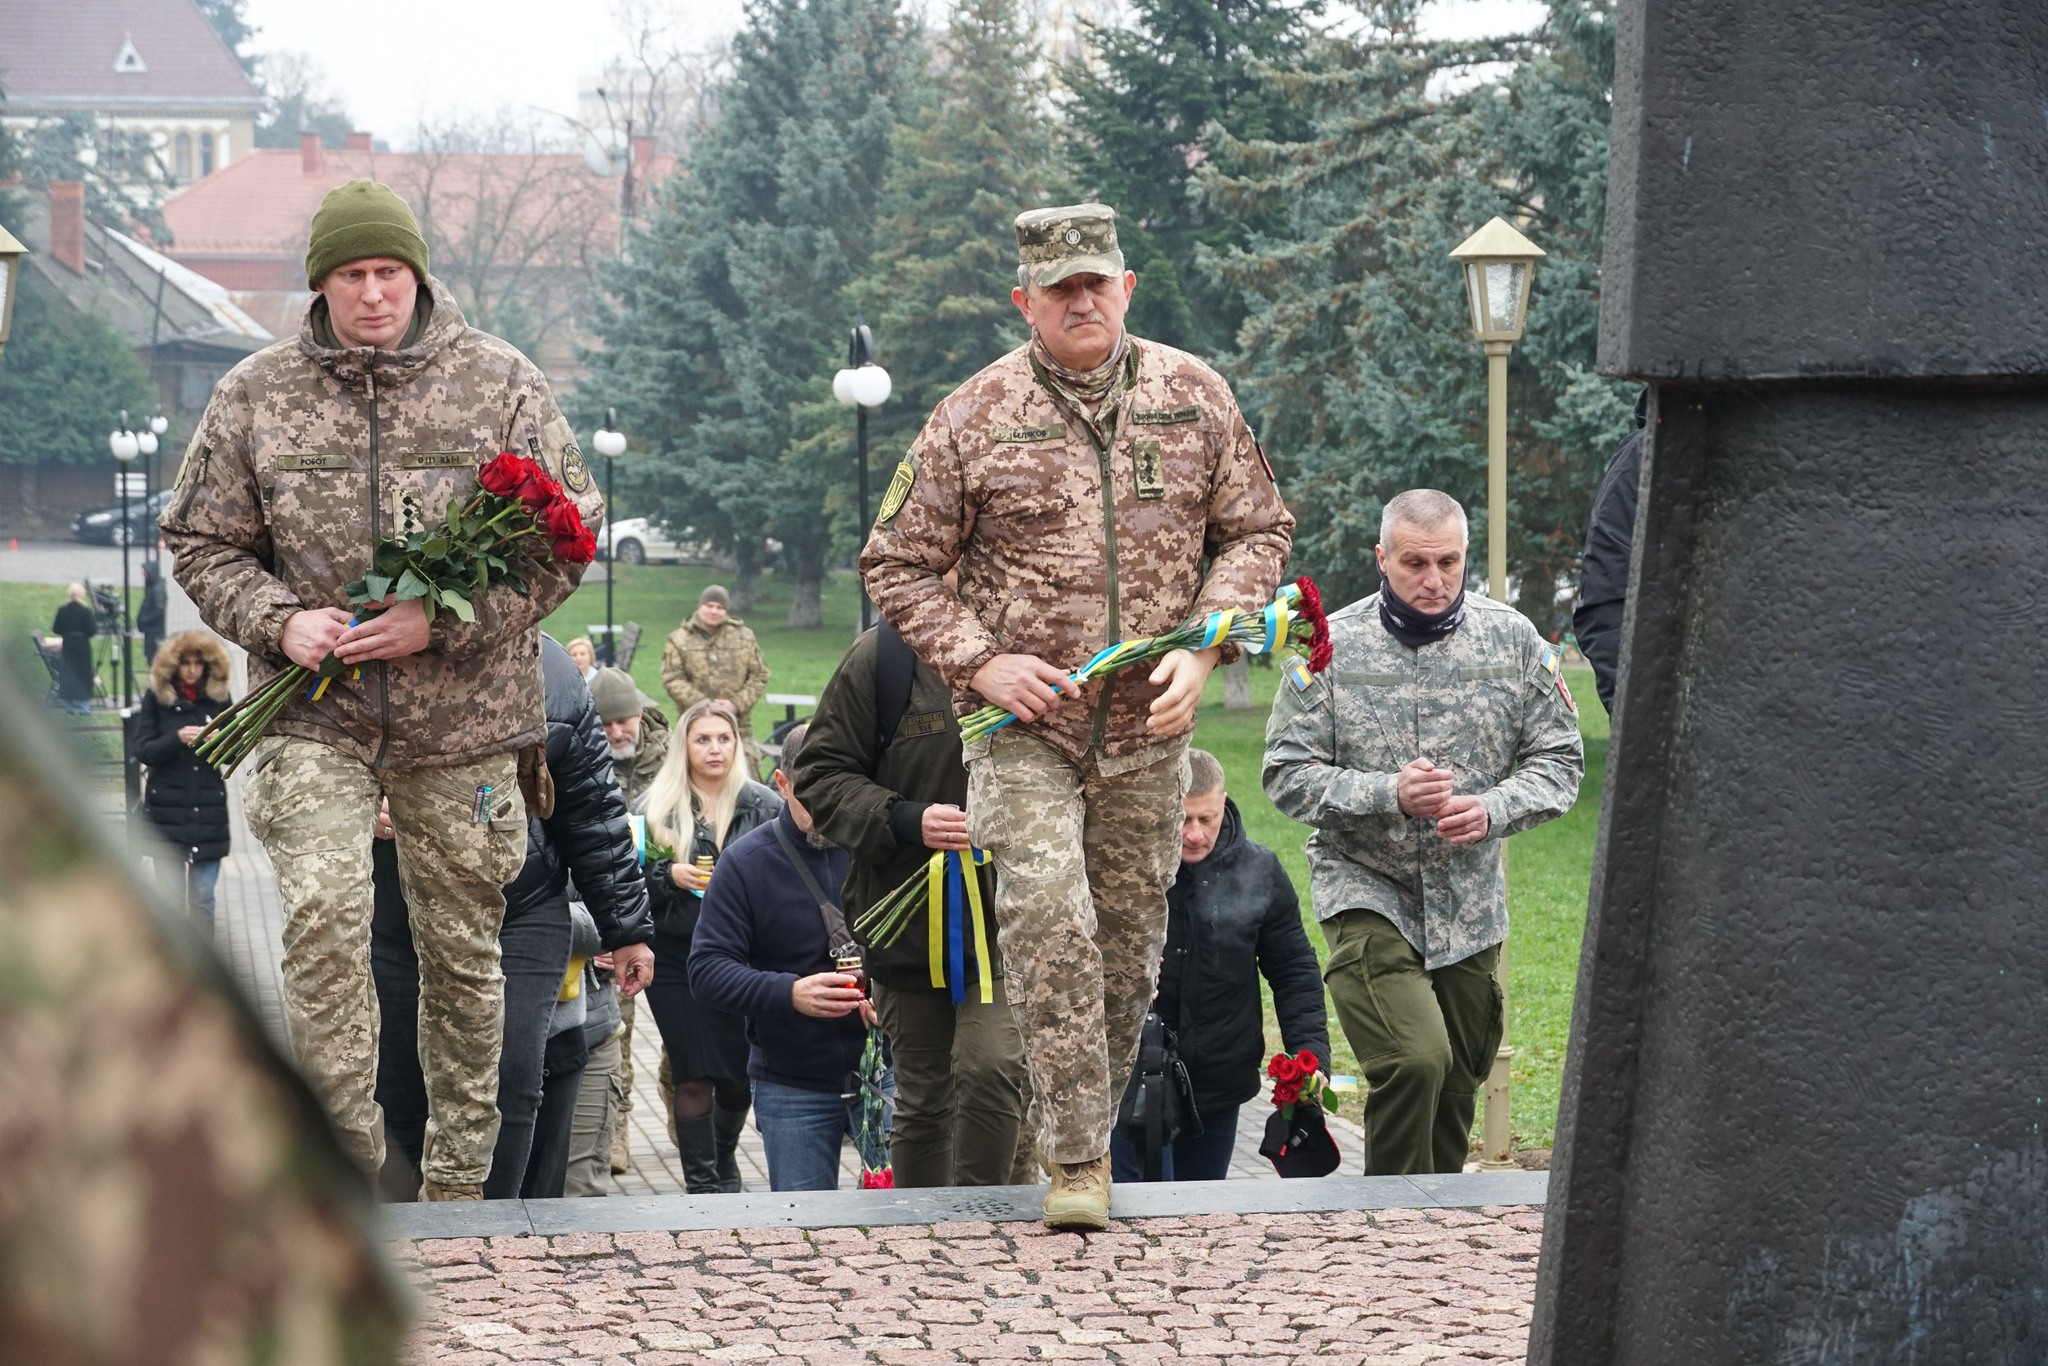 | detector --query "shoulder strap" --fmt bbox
[772,818,858,956]
[870,620,918,777]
